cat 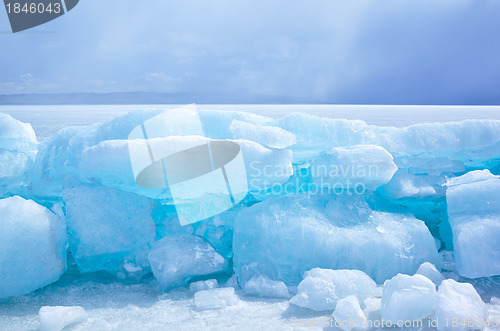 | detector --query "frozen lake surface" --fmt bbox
[1,259,499,331]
